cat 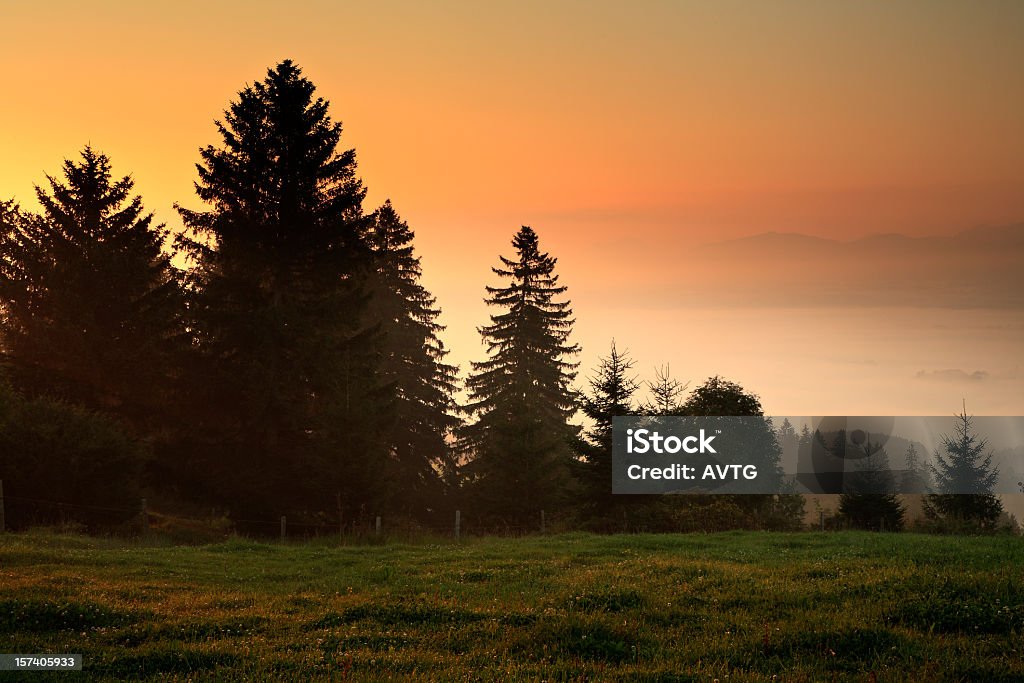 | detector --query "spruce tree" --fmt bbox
[176,60,381,518]
[579,340,639,512]
[777,418,798,451]
[838,442,905,531]
[925,410,1002,529]
[461,226,580,526]
[366,200,459,515]
[640,364,687,415]
[0,148,183,430]
[776,417,800,469]
[900,442,931,494]
[799,424,812,448]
